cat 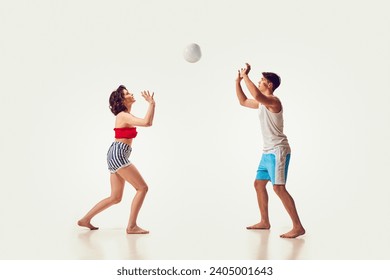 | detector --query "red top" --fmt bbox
[114,127,138,139]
